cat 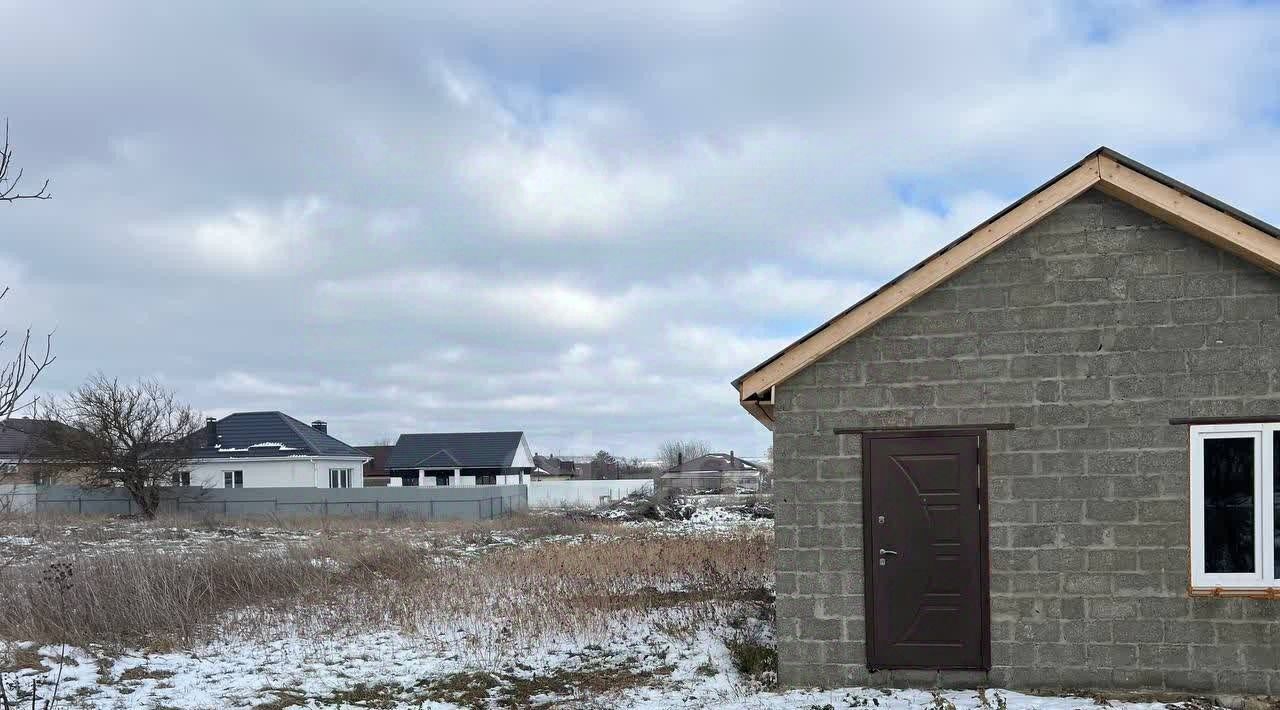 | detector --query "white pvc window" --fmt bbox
[329,468,352,488]
[223,470,243,489]
[1190,424,1277,591]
